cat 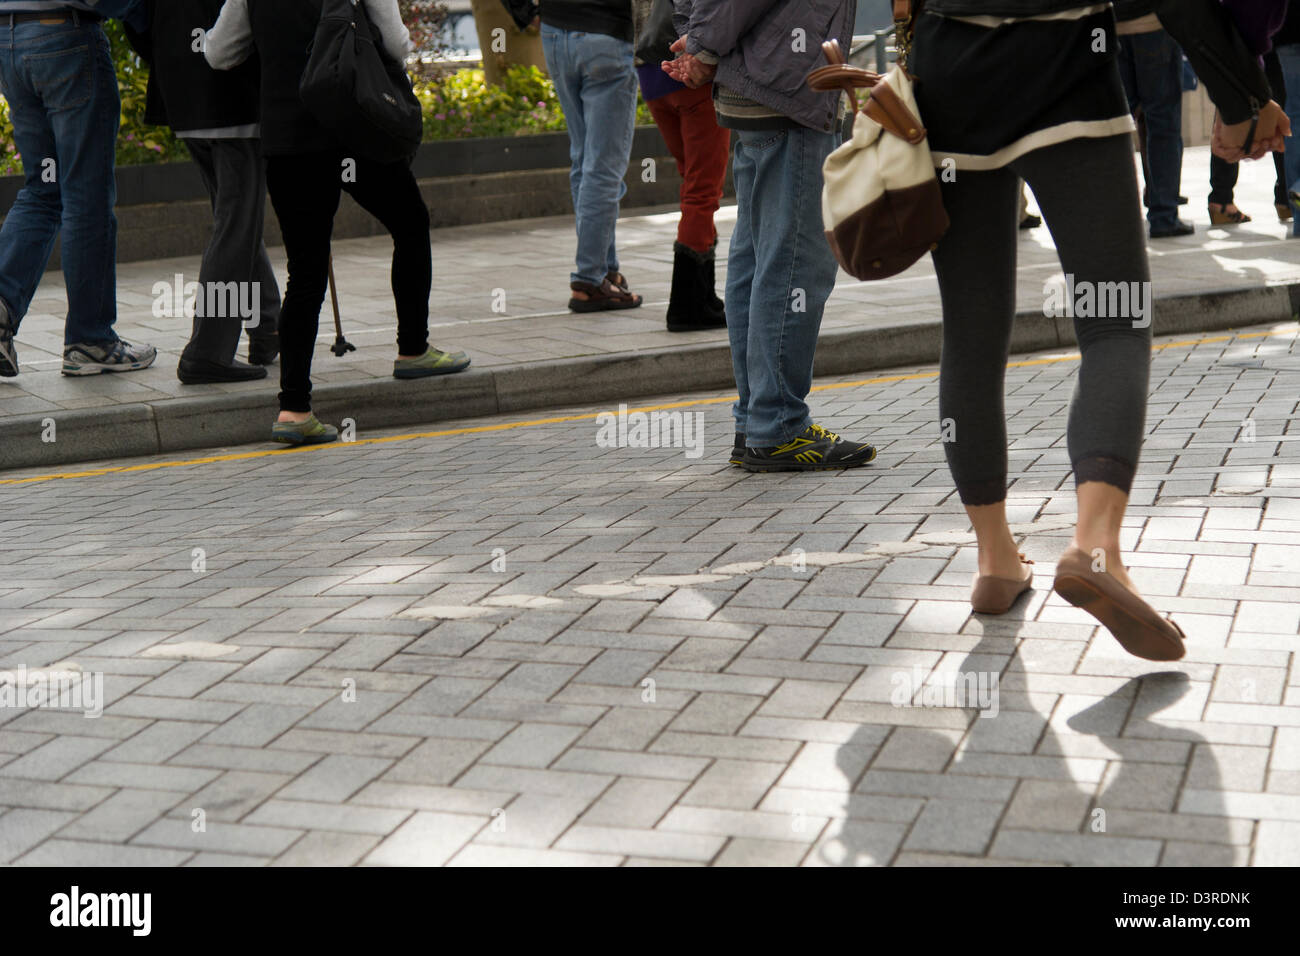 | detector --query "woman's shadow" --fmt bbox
[820,618,1229,865]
